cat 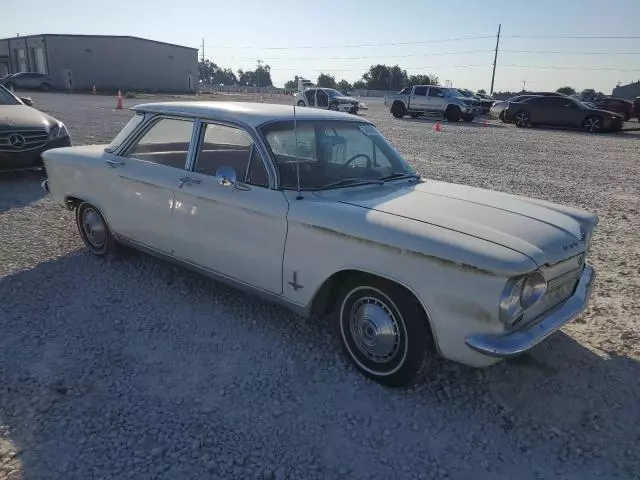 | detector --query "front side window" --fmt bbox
[261,120,415,190]
[106,113,145,152]
[194,123,268,187]
[413,86,427,96]
[126,117,194,169]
